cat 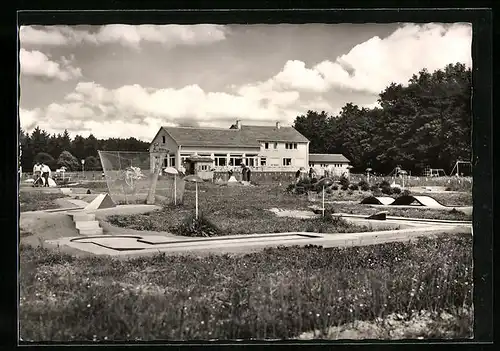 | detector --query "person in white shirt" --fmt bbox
[41,163,51,187]
[33,162,42,187]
